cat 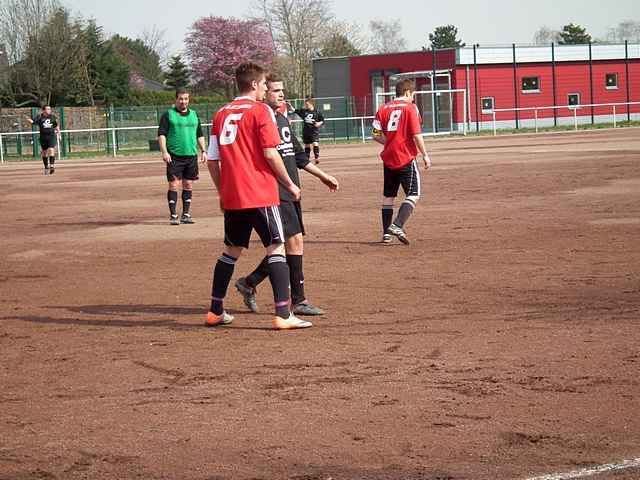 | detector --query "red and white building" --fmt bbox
[312,43,640,132]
